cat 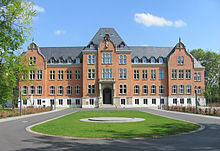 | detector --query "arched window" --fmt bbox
[159,85,165,94]
[178,56,181,64]
[37,86,42,95]
[198,86,201,94]
[58,86,63,95]
[179,85,184,94]
[186,85,191,94]
[181,56,184,64]
[22,86,28,95]
[66,86,72,95]
[30,86,35,95]
[50,86,55,95]
[142,57,147,63]
[150,57,156,63]
[159,57,163,63]
[75,85,80,95]
[143,85,148,94]
[134,85,139,94]
[151,85,156,94]
[172,85,177,94]
[134,57,139,63]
